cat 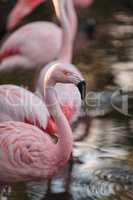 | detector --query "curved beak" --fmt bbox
[77,80,86,100]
